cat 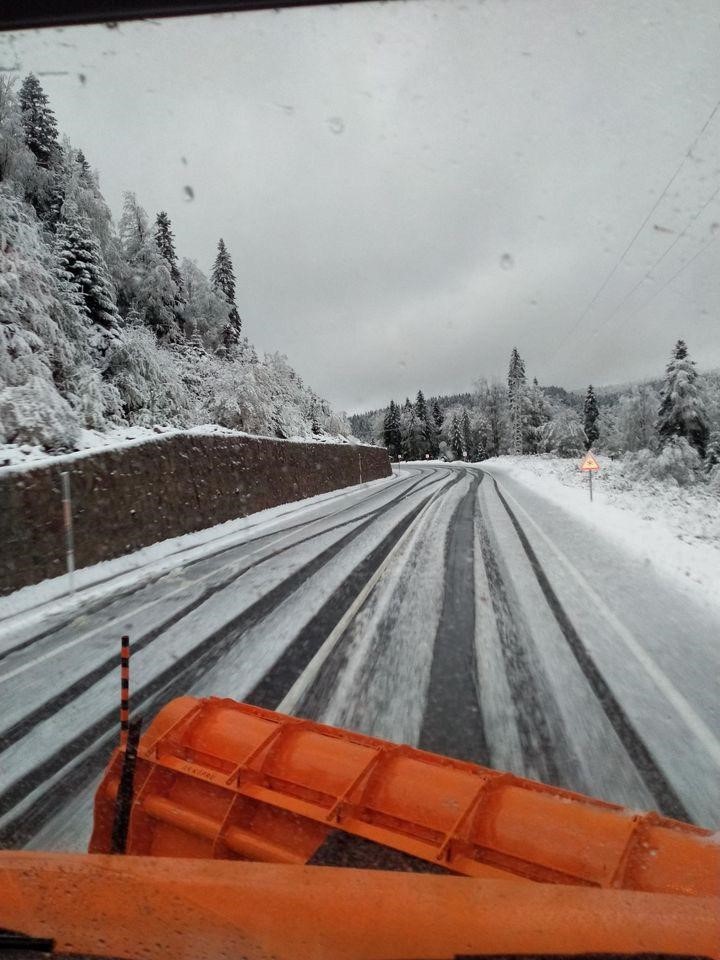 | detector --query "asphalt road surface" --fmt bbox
[1,463,718,854]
